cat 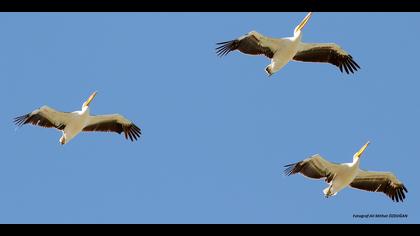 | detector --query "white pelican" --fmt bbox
[13,91,141,145]
[284,141,408,202]
[216,12,360,76]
